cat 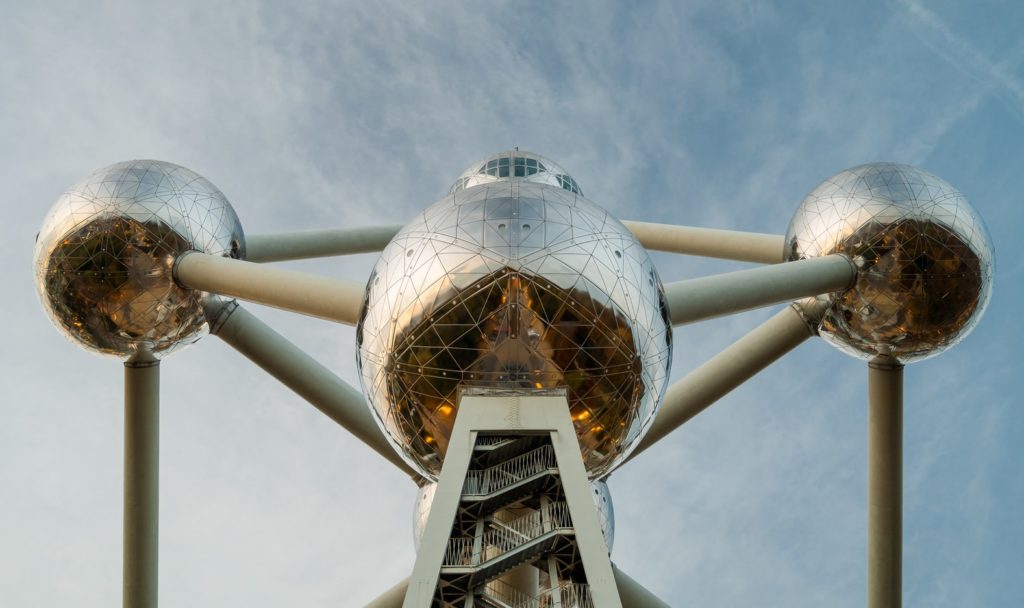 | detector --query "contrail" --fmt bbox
[896,0,1024,118]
